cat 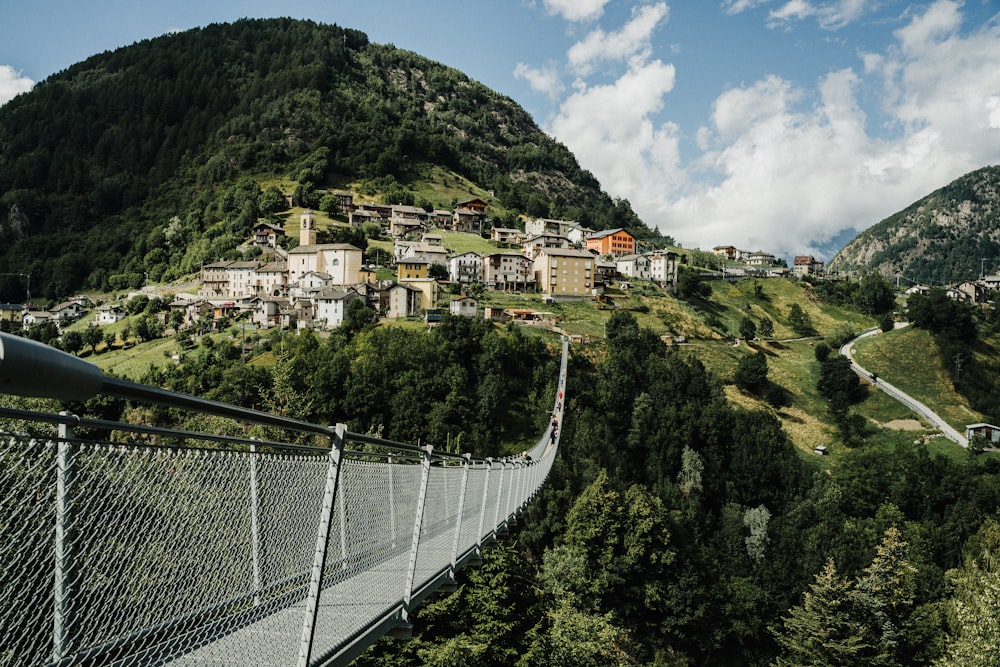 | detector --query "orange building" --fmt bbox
[586,228,635,256]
